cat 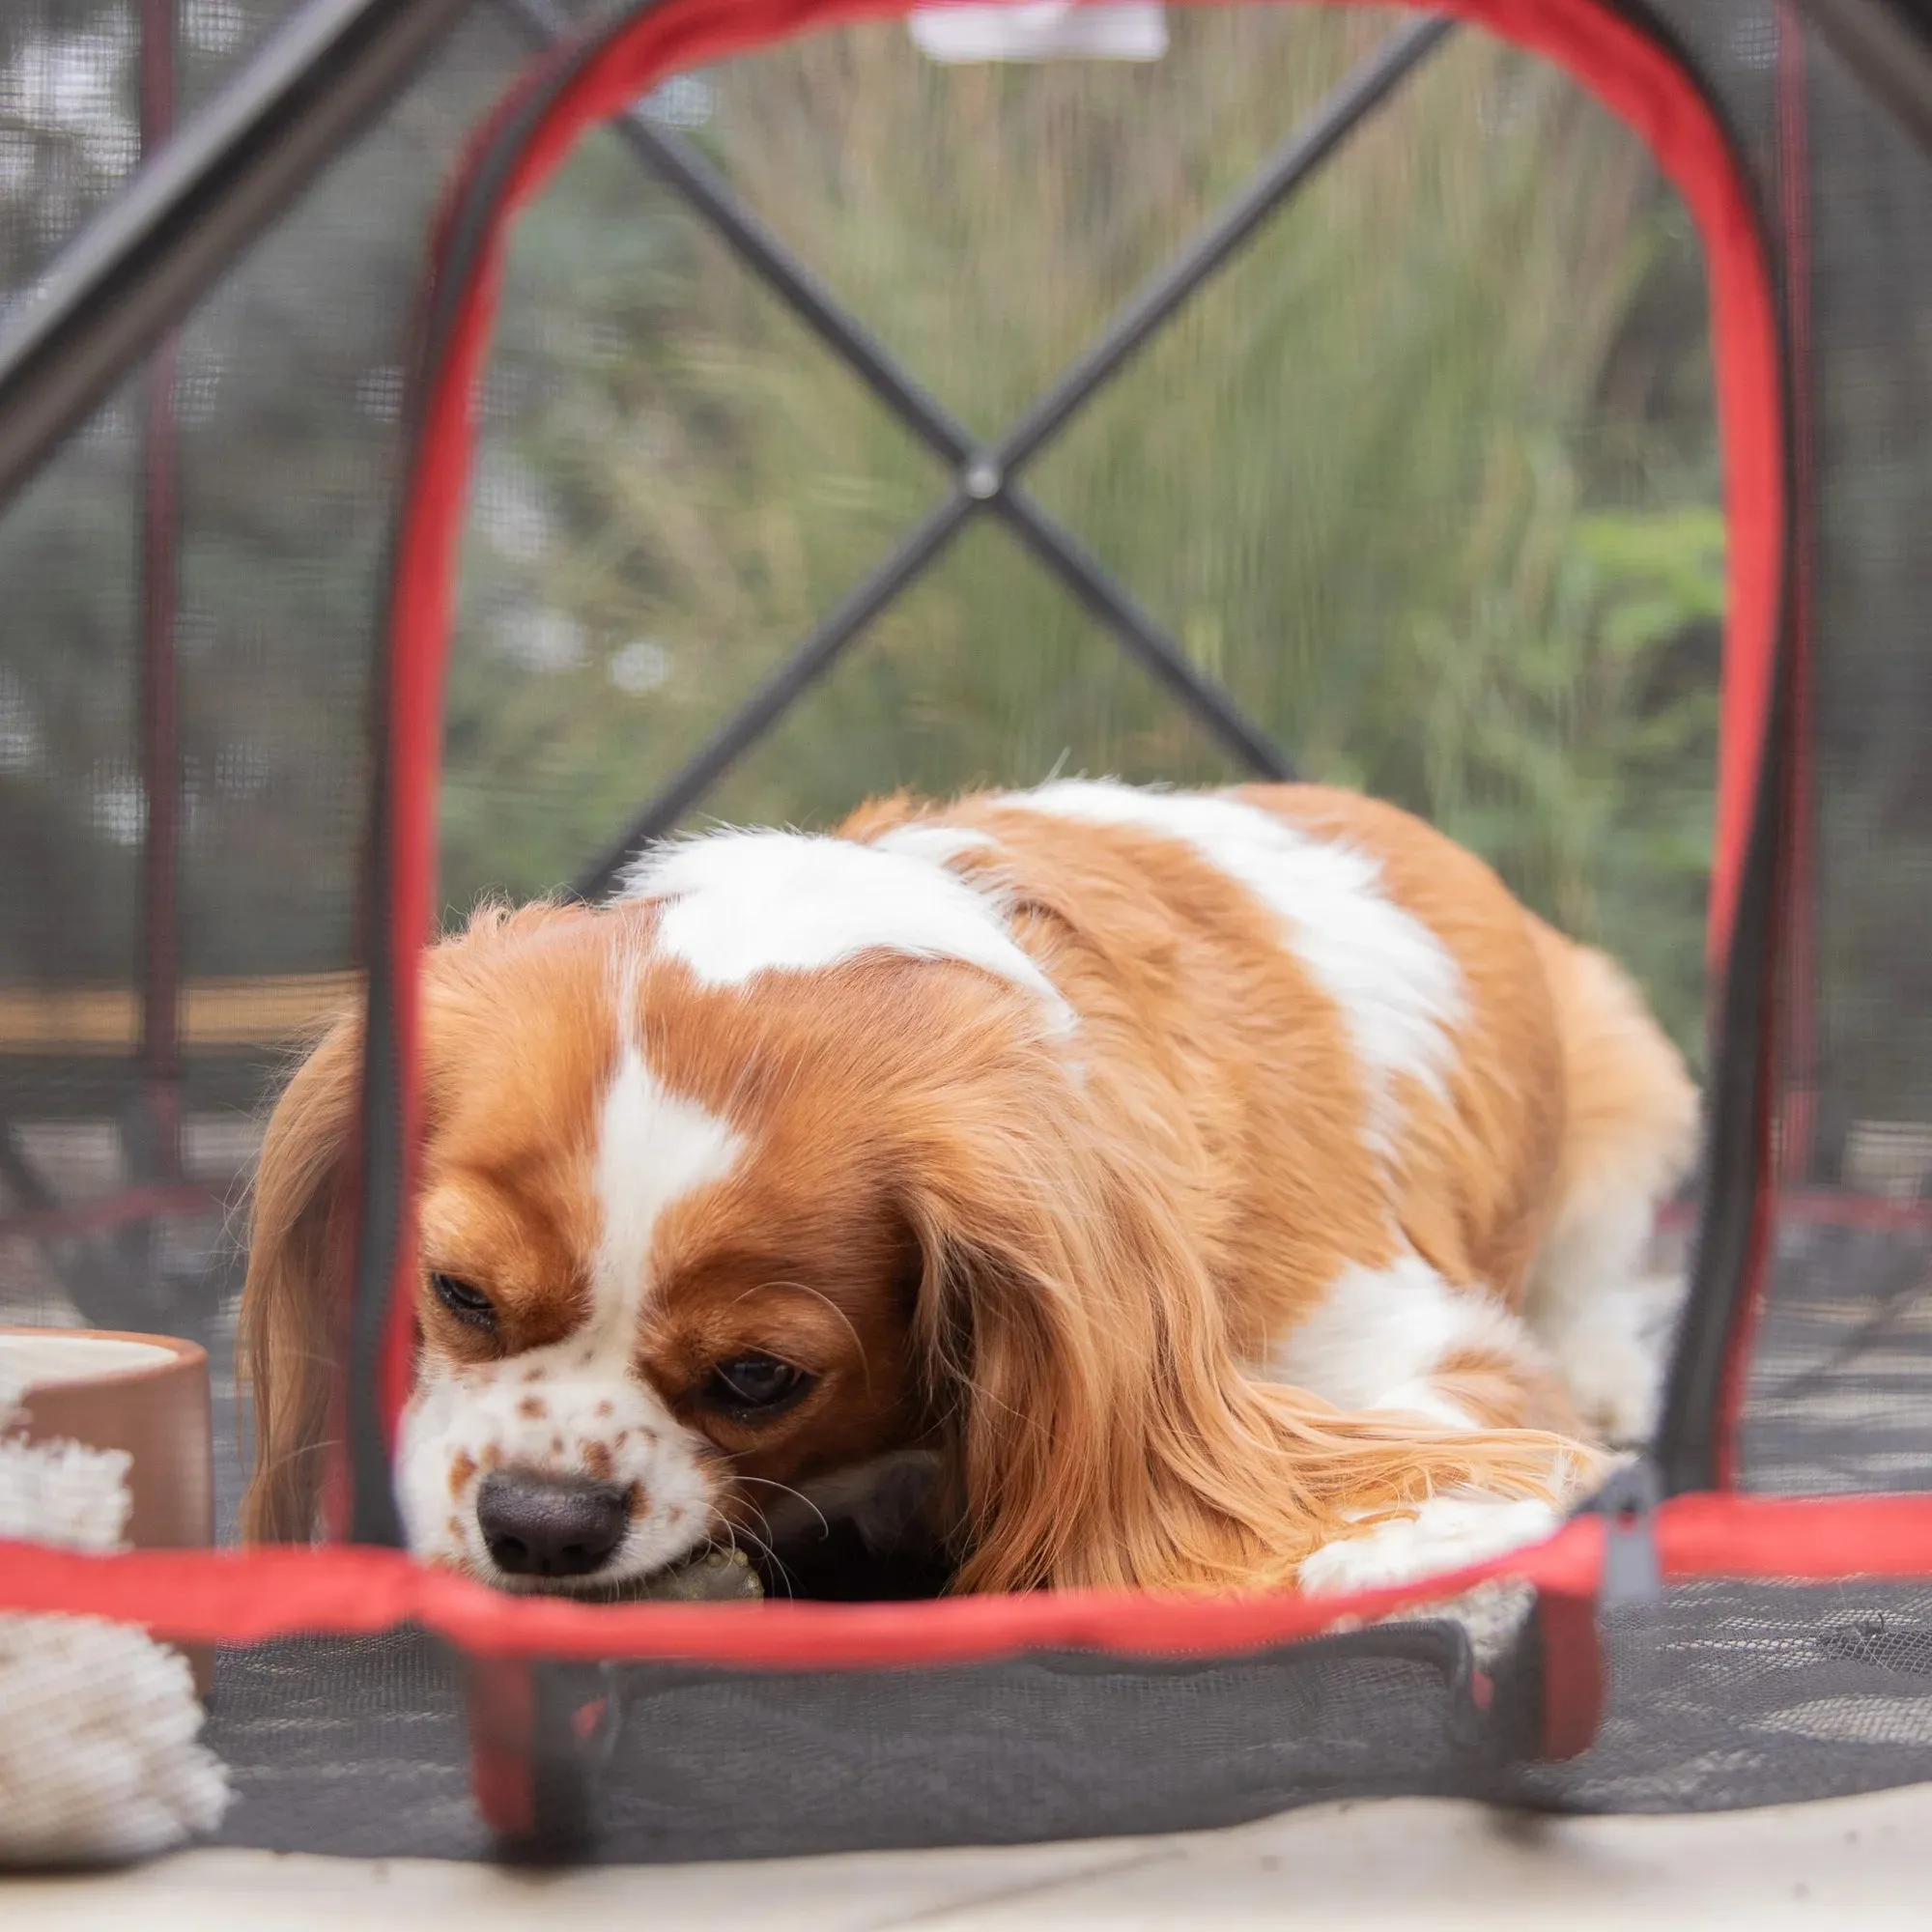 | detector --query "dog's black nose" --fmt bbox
[476,1472,630,1578]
